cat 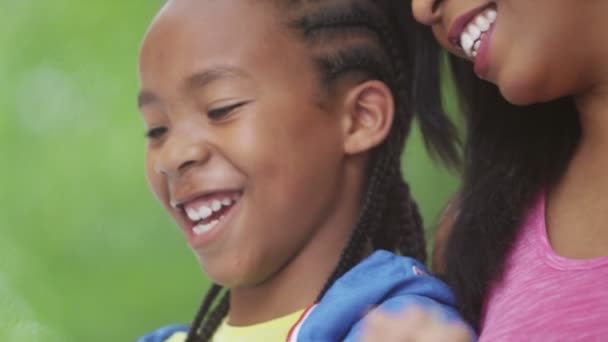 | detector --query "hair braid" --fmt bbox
[318,153,392,298]
[196,292,230,342]
[185,284,222,342]
[391,178,426,261]
[370,3,428,262]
